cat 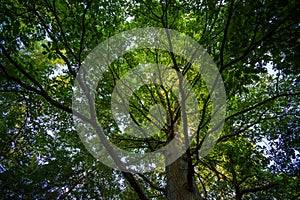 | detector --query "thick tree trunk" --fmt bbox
[166,155,201,200]
[165,93,202,199]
